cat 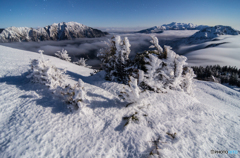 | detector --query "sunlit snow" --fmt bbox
[0,45,240,157]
